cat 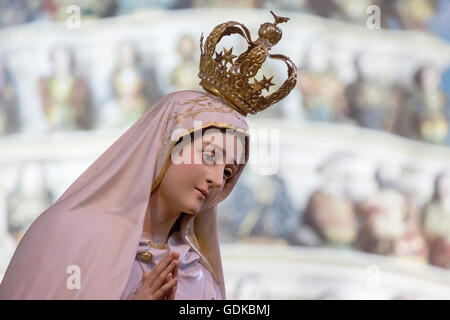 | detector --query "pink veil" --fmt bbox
[0,90,249,299]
